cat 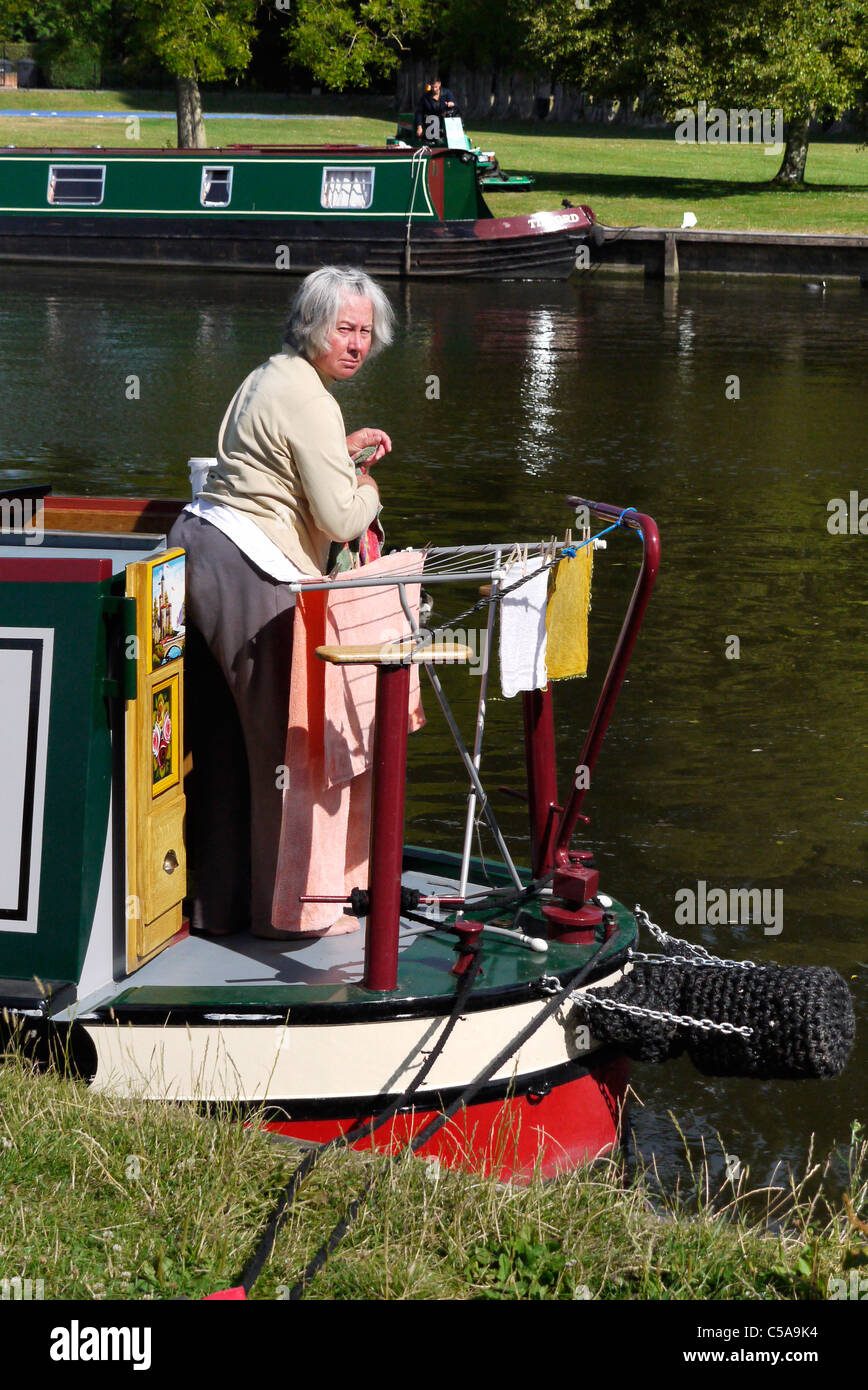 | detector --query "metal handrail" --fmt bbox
[554,499,661,862]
